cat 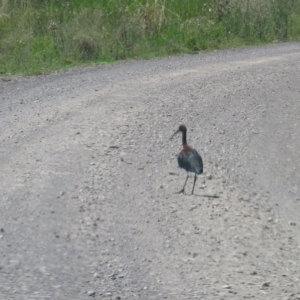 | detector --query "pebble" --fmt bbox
[87,291,95,296]
[262,282,270,288]
[189,205,197,211]
[222,285,231,289]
